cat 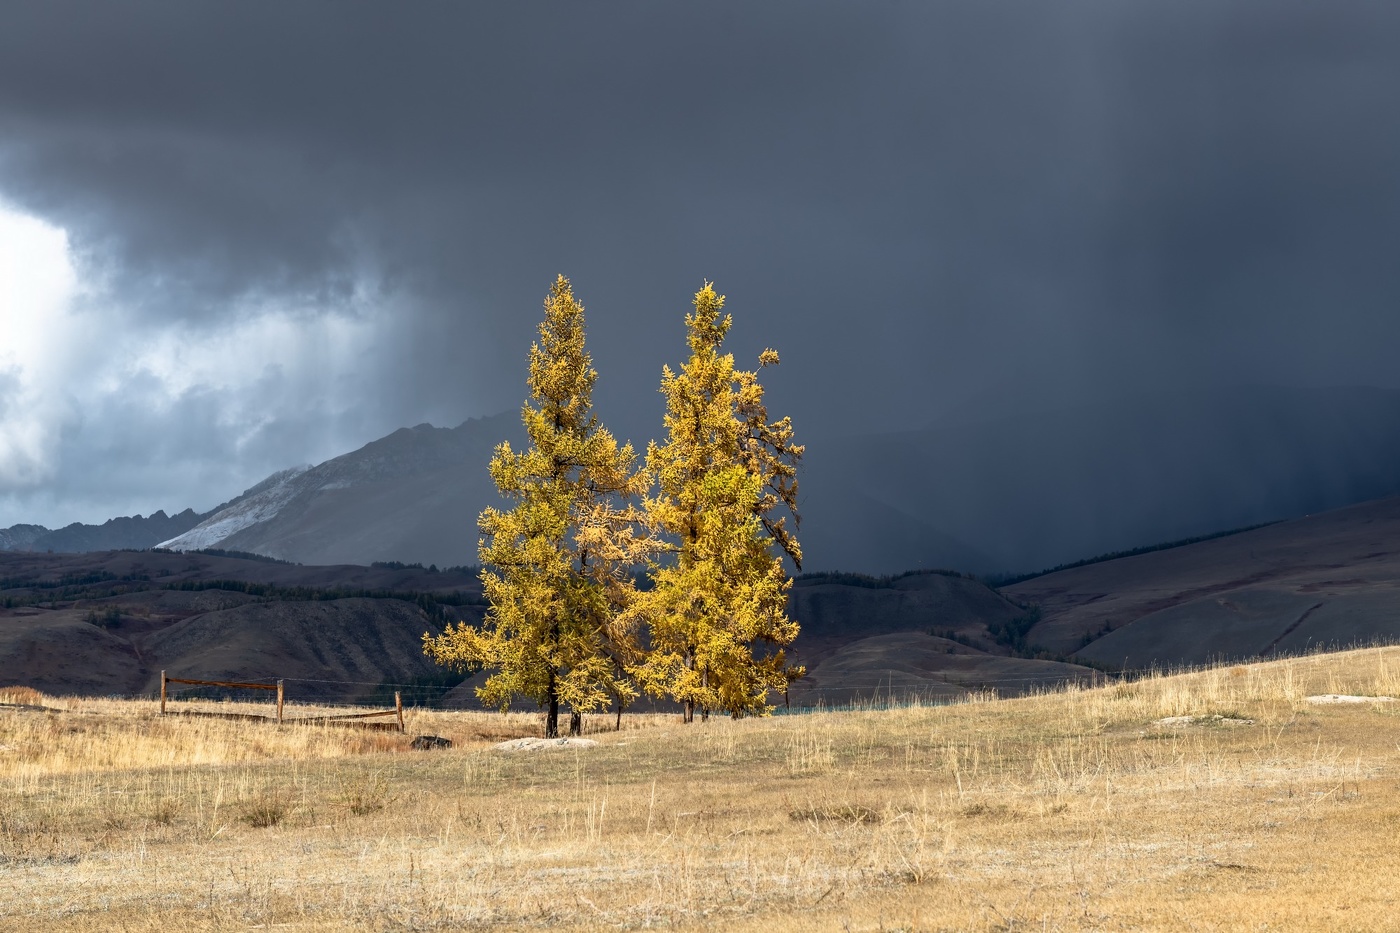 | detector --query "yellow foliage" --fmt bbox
[423,275,653,736]
[631,282,804,720]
